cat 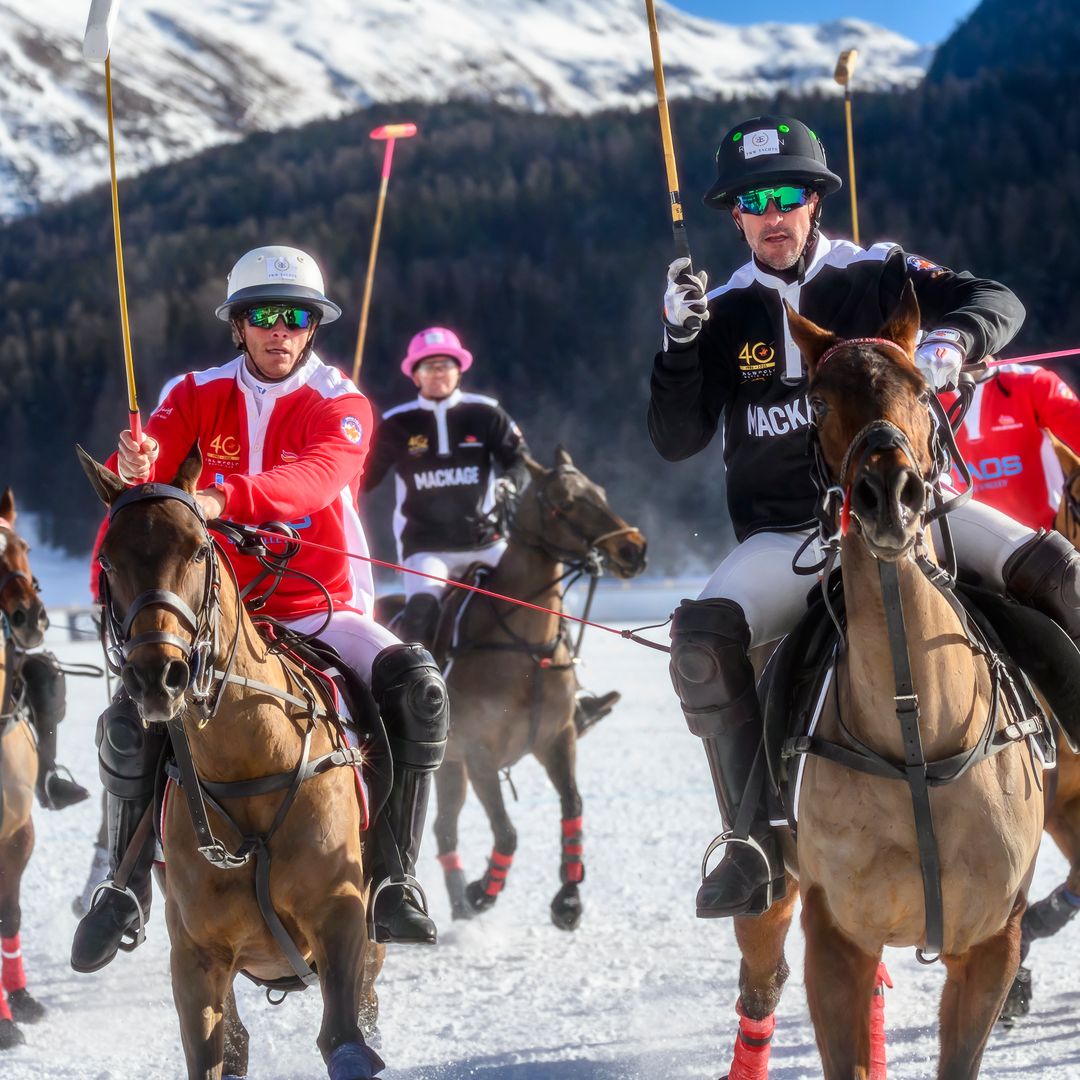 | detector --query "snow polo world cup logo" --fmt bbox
[341,416,364,445]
